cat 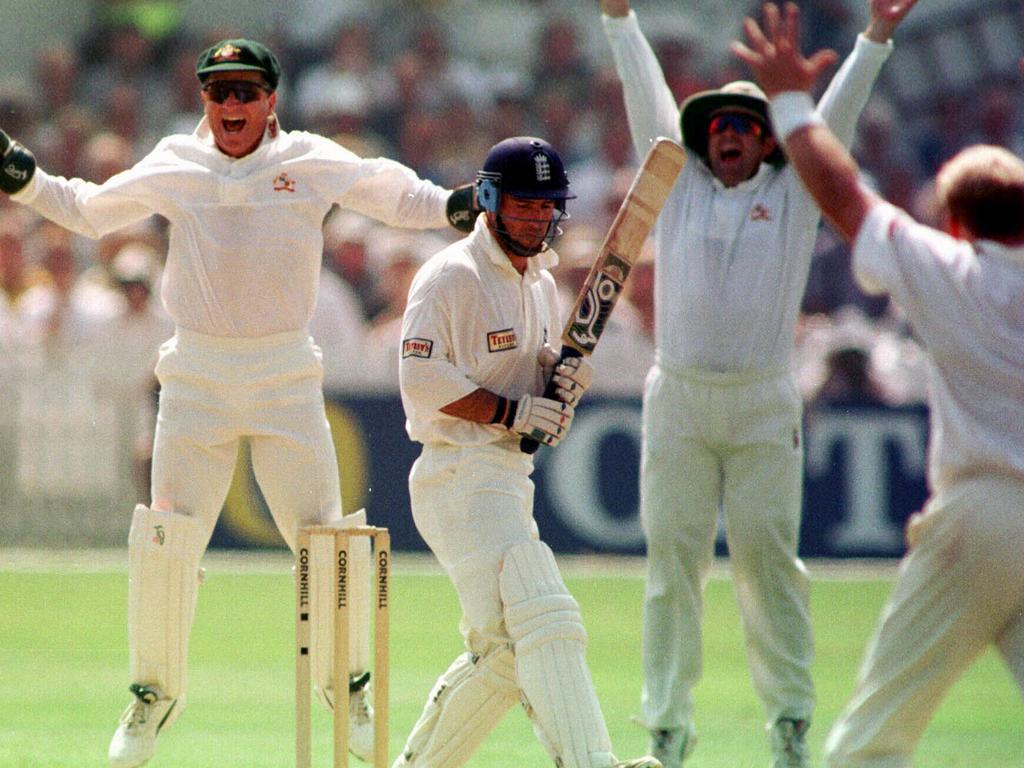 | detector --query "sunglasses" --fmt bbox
[203,80,270,104]
[708,113,765,138]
